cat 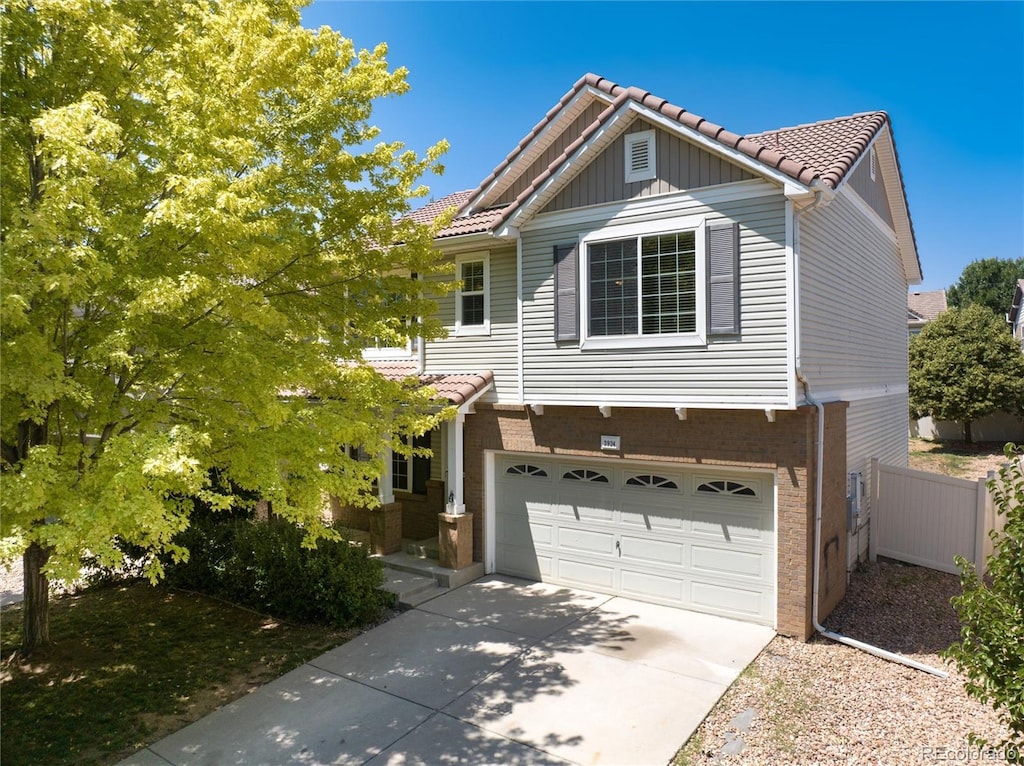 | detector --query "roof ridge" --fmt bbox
[747,110,888,139]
